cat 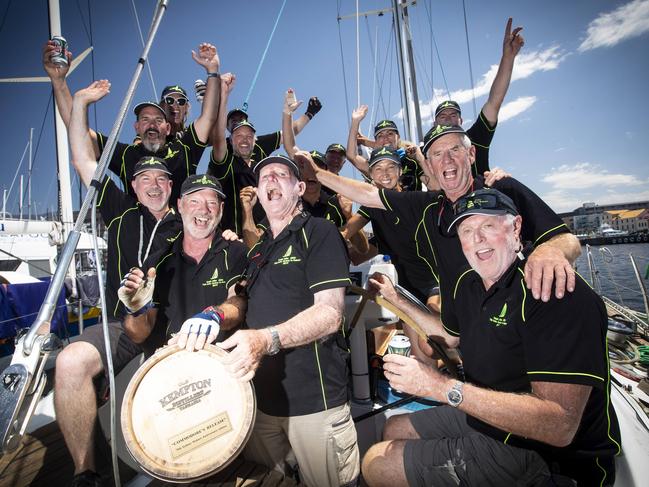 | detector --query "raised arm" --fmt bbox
[239,186,263,249]
[482,18,524,125]
[282,89,302,159]
[43,41,101,158]
[191,43,221,143]
[346,105,371,175]
[292,96,321,136]
[210,72,235,163]
[69,81,111,187]
[293,150,385,209]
